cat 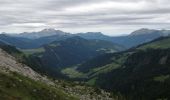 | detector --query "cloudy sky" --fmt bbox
[0,0,170,35]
